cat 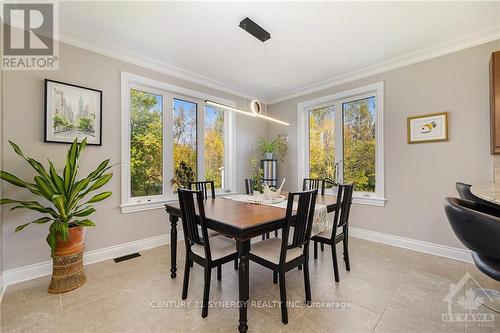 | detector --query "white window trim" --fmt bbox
[120,71,237,213]
[297,82,386,207]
